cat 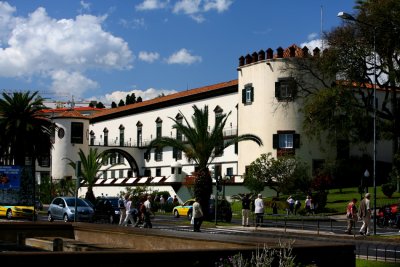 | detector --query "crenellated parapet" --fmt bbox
[238,44,324,67]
